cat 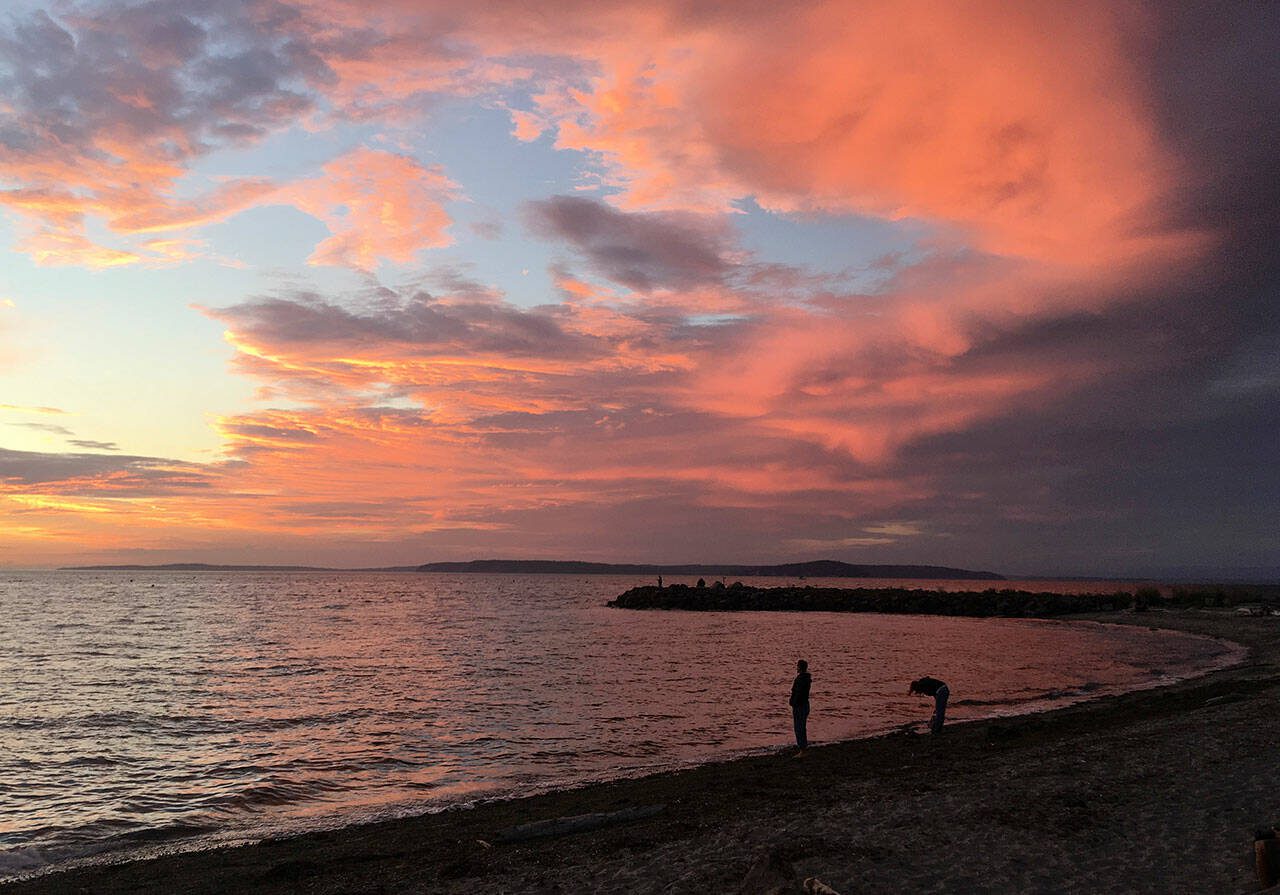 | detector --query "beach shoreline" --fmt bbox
[7,609,1278,894]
